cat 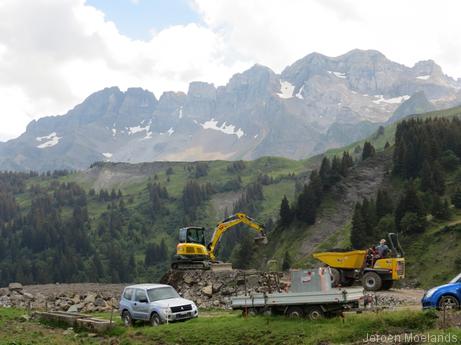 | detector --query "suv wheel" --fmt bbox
[150,312,162,326]
[121,310,133,327]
